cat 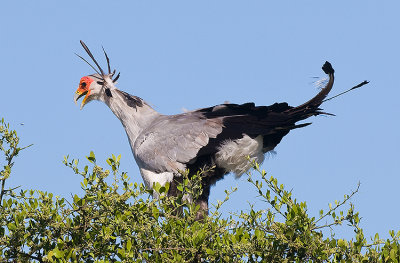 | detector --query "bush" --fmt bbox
[1,118,400,262]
